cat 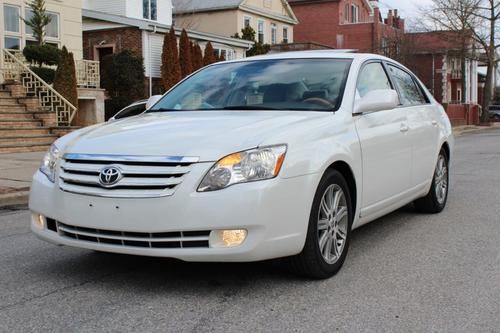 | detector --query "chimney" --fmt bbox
[387,9,393,26]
